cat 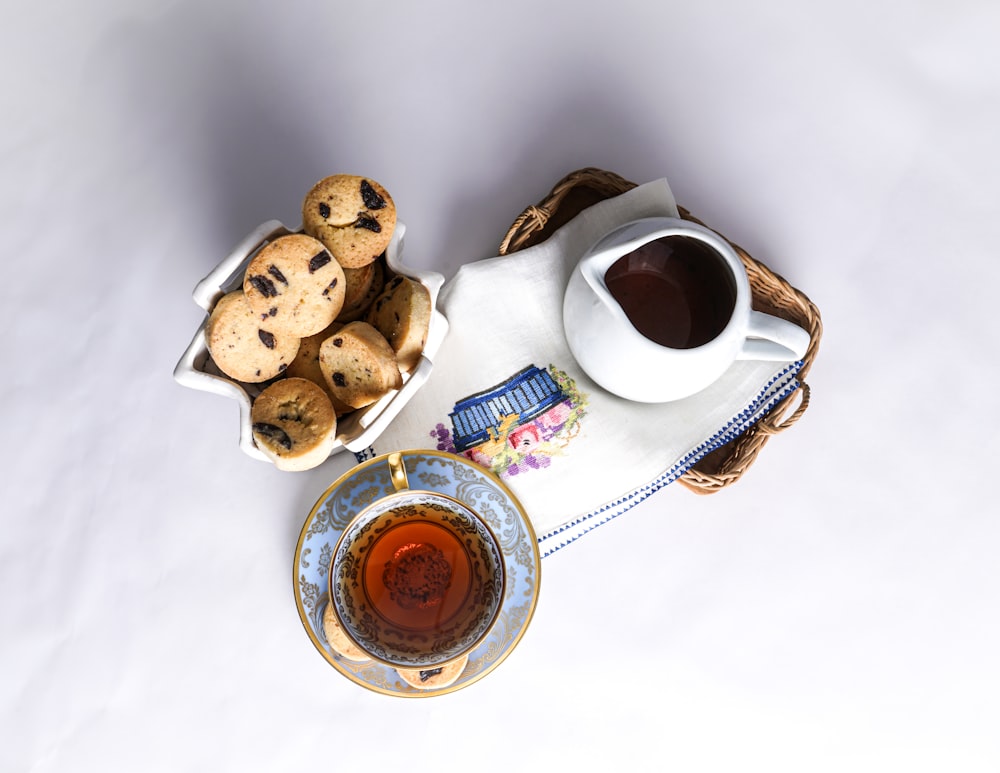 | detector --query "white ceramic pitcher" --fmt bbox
[562,217,810,403]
